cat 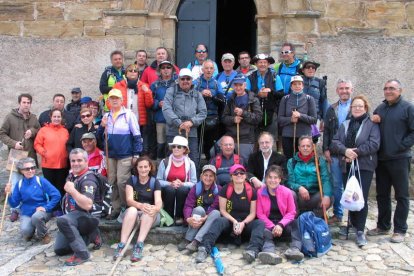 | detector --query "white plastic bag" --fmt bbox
[340,159,364,211]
